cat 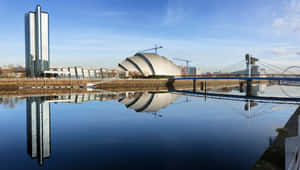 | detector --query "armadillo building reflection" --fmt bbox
[26,97,51,166]
[119,92,179,113]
